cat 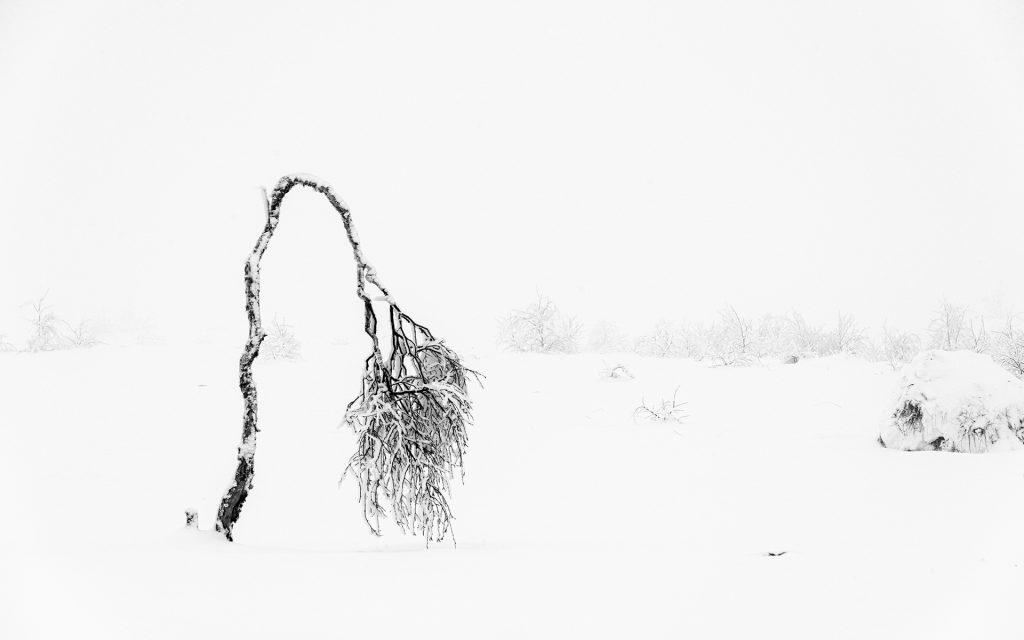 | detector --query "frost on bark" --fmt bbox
[215,174,477,543]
